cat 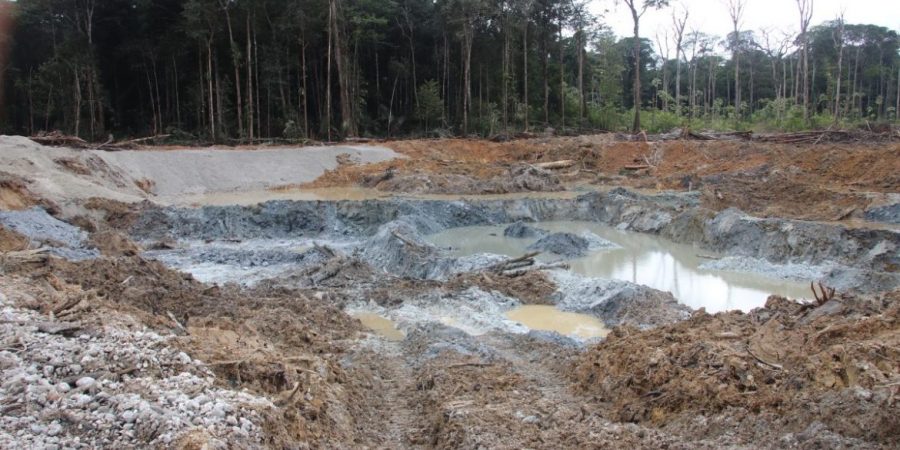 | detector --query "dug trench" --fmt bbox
[3,182,898,448]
